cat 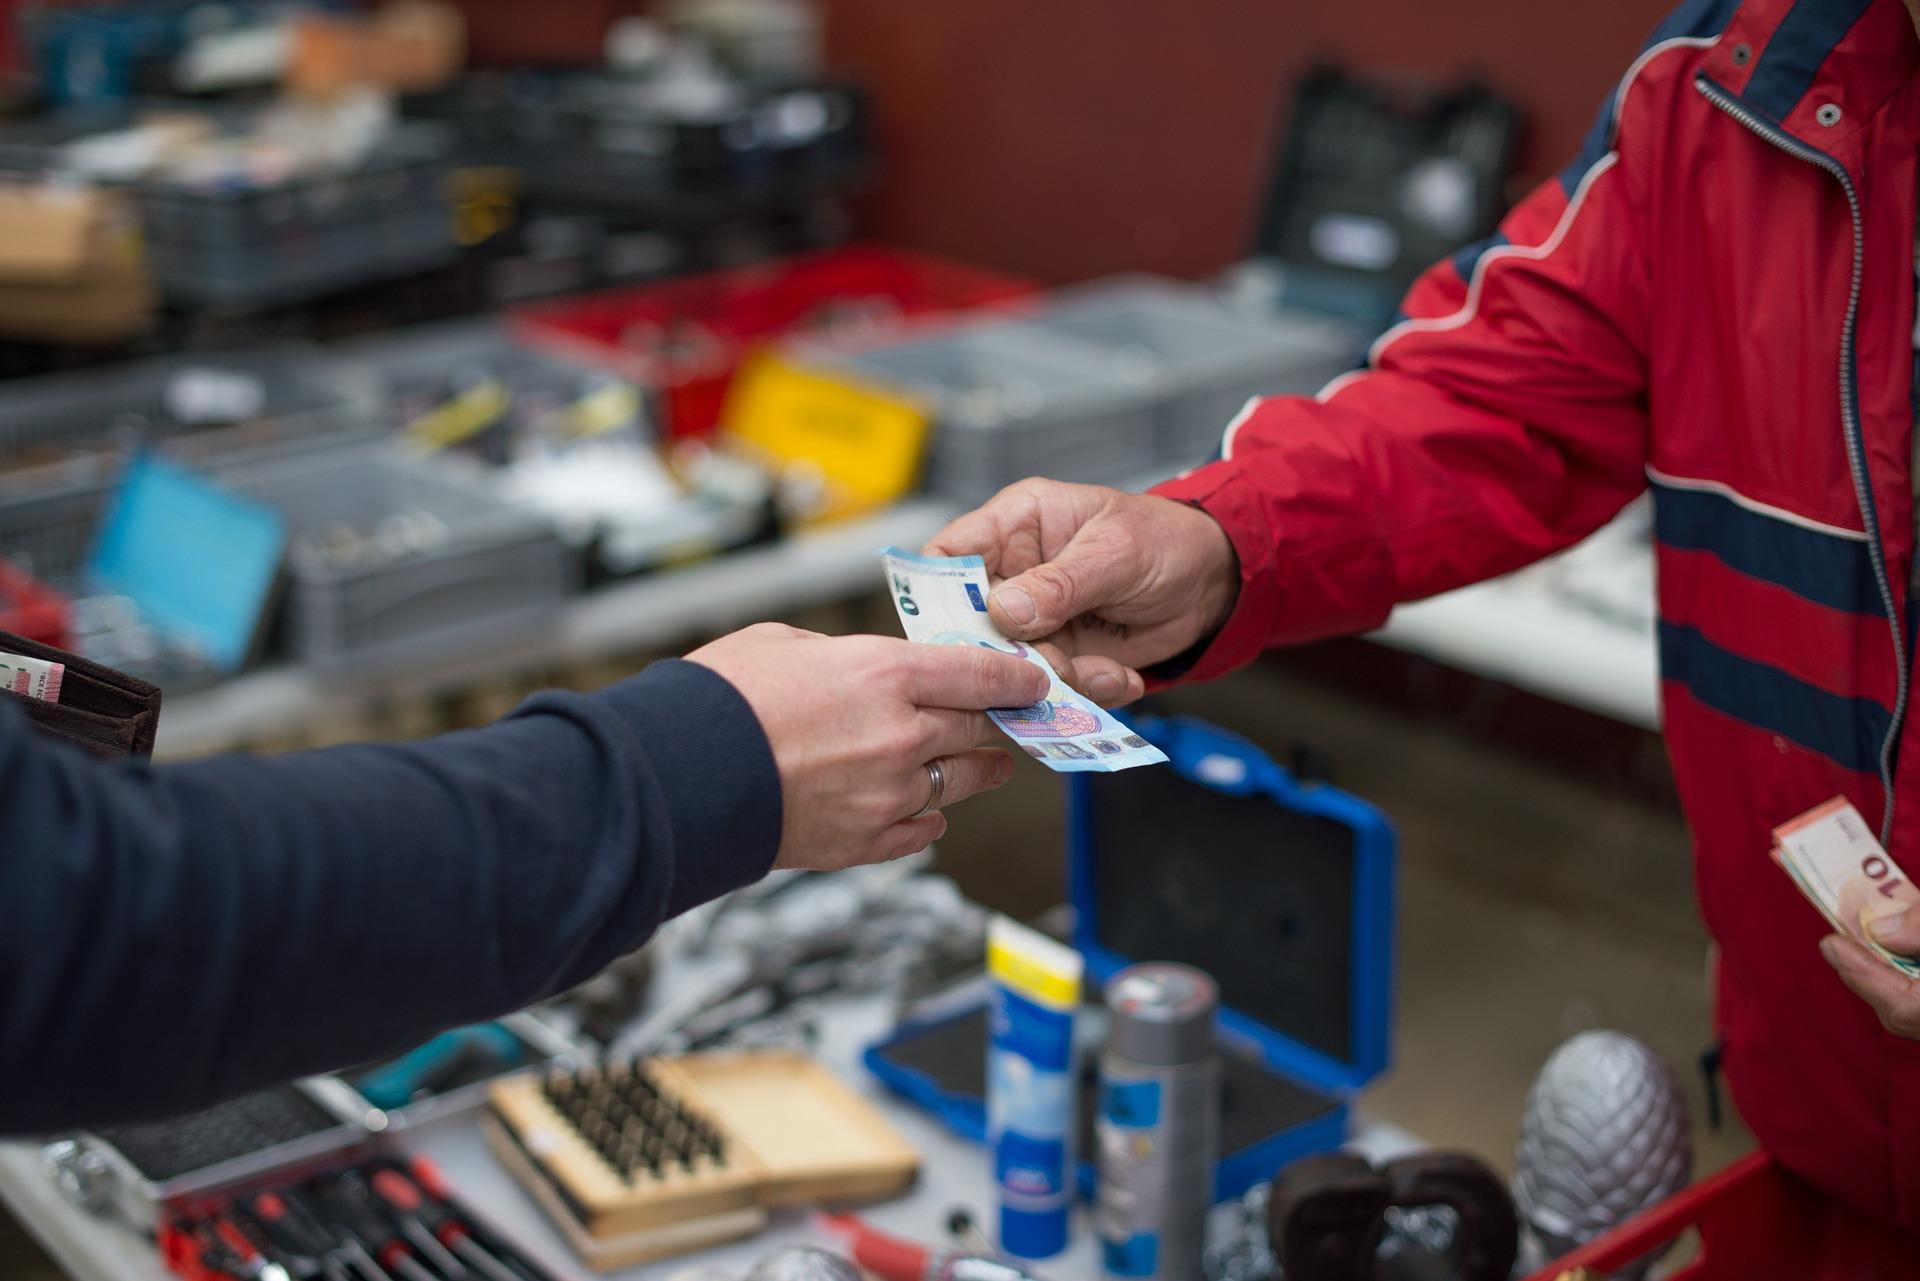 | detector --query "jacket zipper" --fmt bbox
[1694,74,1907,840]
